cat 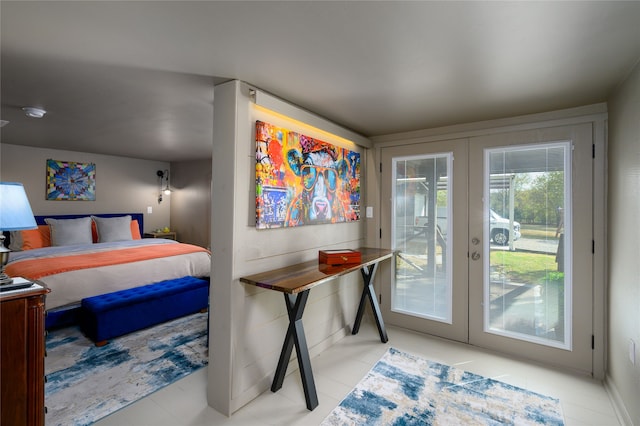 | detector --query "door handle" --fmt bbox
[471,251,480,261]
[471,237,480,245]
